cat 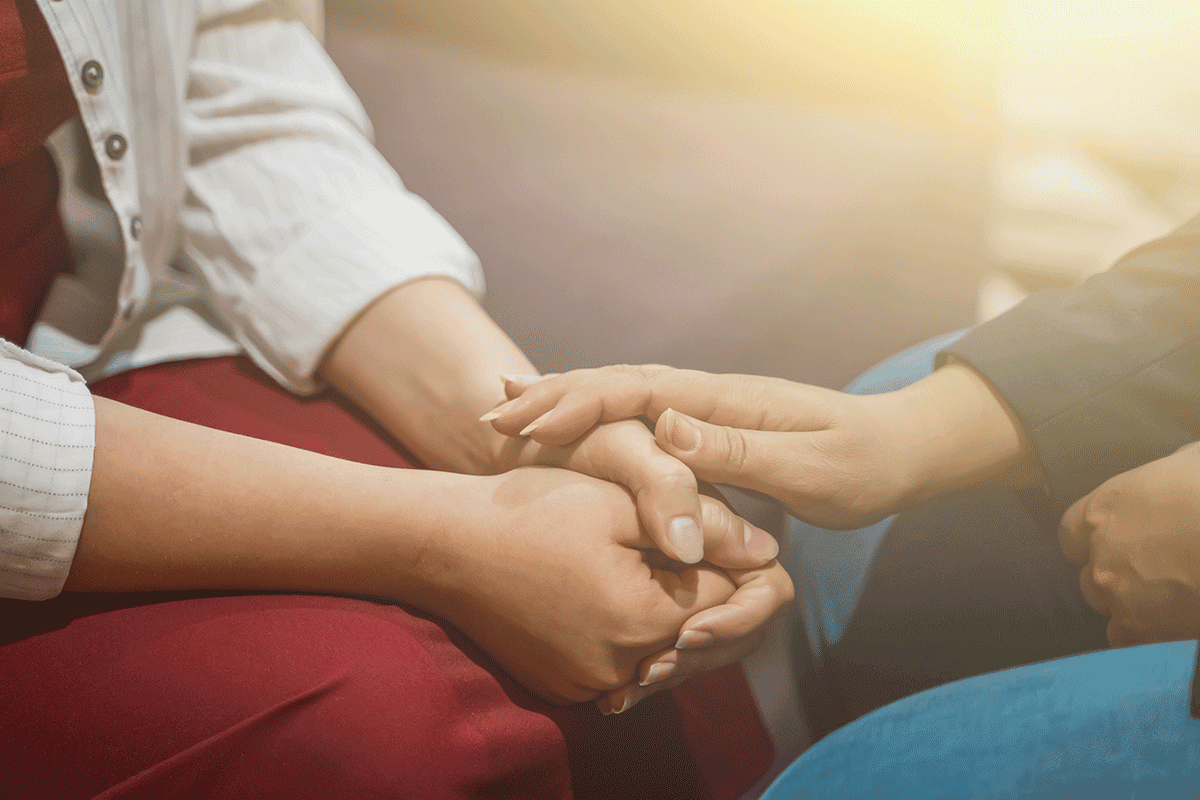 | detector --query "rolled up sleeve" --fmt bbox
[0,340,94,601]
[180,0,483,395]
